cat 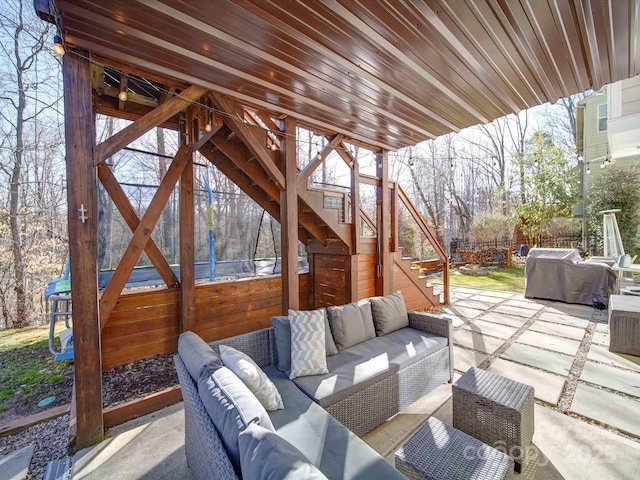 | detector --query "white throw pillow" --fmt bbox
[288,308,329,380]
[219,344,284,411]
